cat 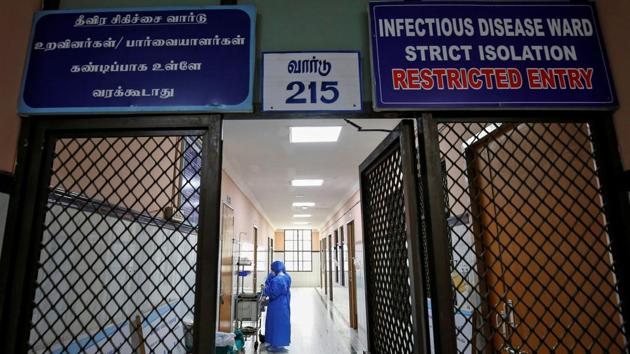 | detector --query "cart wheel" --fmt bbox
[254,341,259,350]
